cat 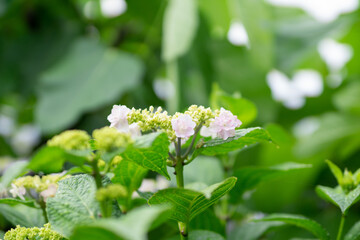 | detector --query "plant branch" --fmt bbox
[336,214,346,240]
[182,123,203,160]
[91,156,110,218]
